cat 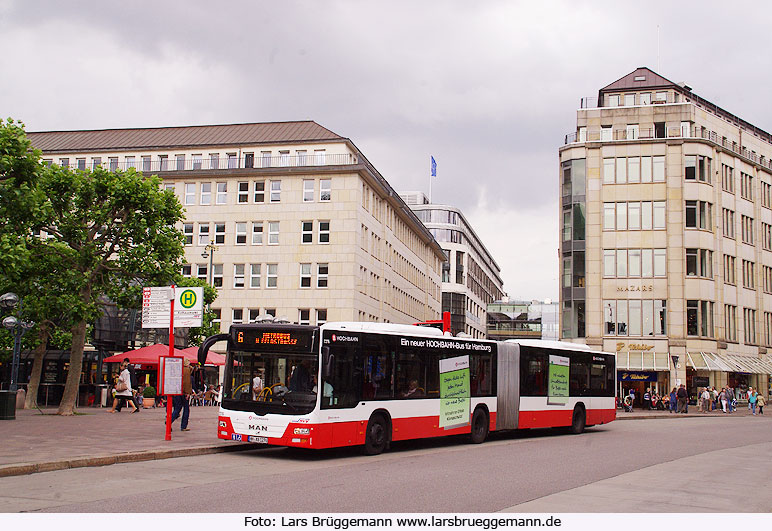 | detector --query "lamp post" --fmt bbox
[1,292,35,393]
[201,242,218,287]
